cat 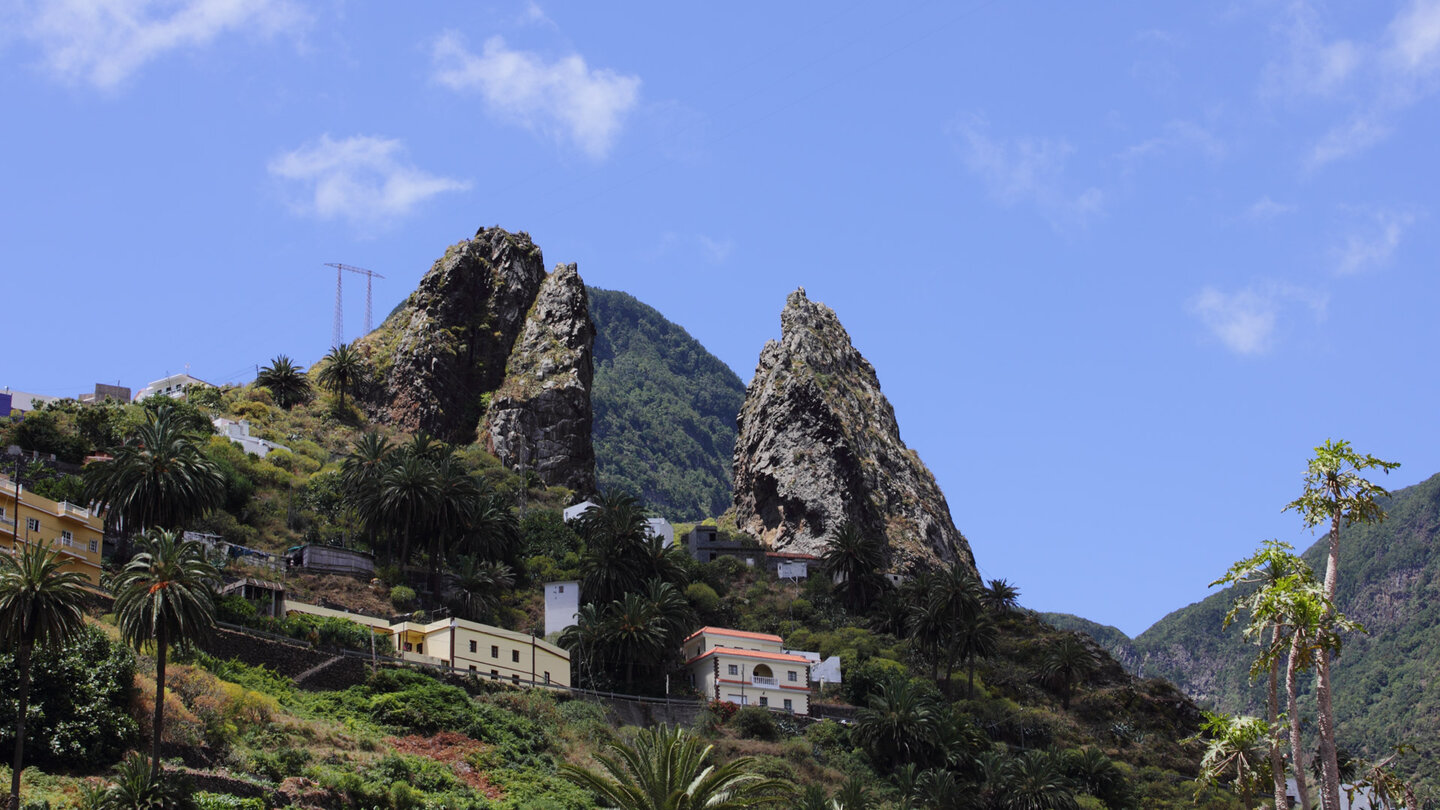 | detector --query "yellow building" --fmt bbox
[682,627,812,714]
[0,473,105,585]
[286,601,570,689]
